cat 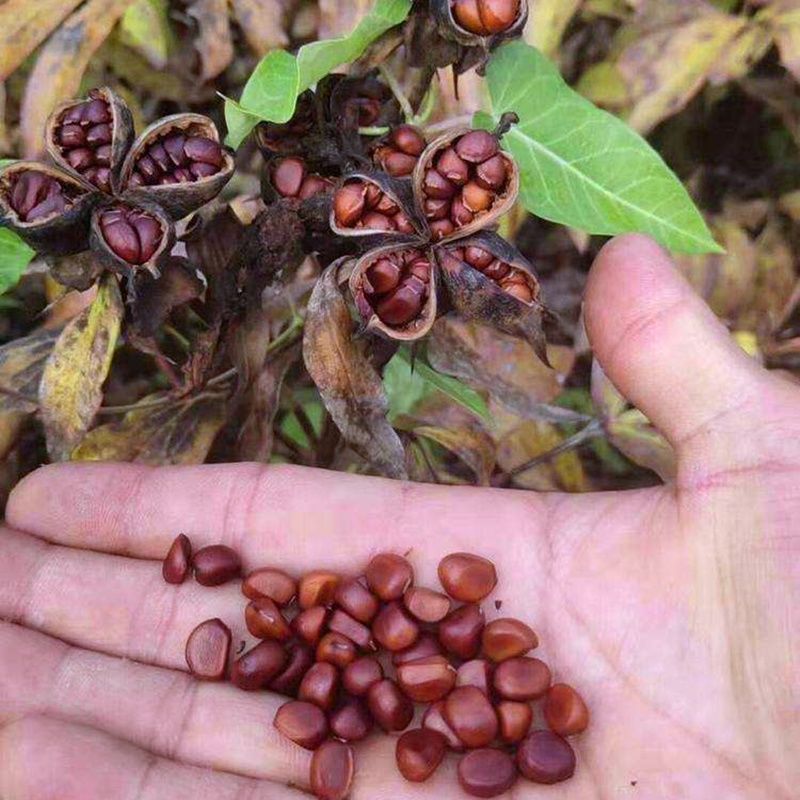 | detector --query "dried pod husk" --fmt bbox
[256,90,318,158]
[119,114,234,220]
[413,126,519,243]
[435,230,550,364]
[47,250,105,291]
[327,75,401,132]
[45,86,134,195]
[432,0,529,49]
[261,156,335,206]
[349,243,437,342]
[0,162,97,256]
[89,198,175,279]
